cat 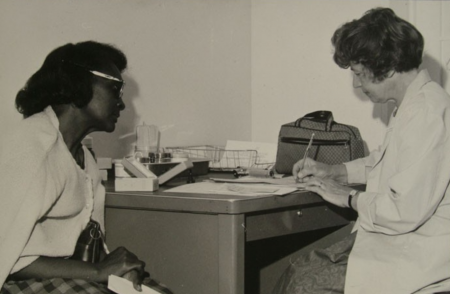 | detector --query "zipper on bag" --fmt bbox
[280,137,349,147]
